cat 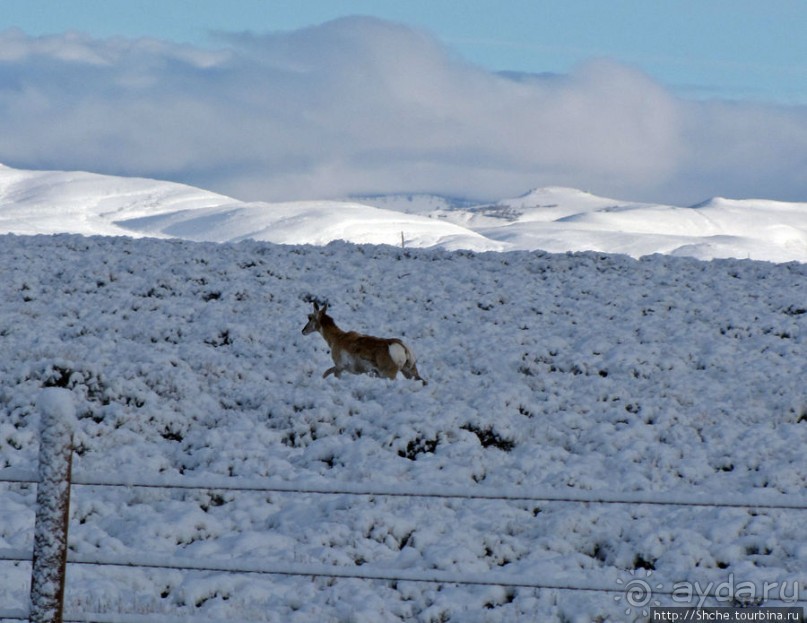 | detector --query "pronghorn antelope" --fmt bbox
[302,302,427,385]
